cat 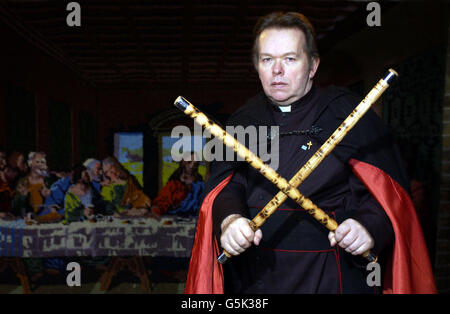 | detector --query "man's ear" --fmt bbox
[309,57,320,79]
